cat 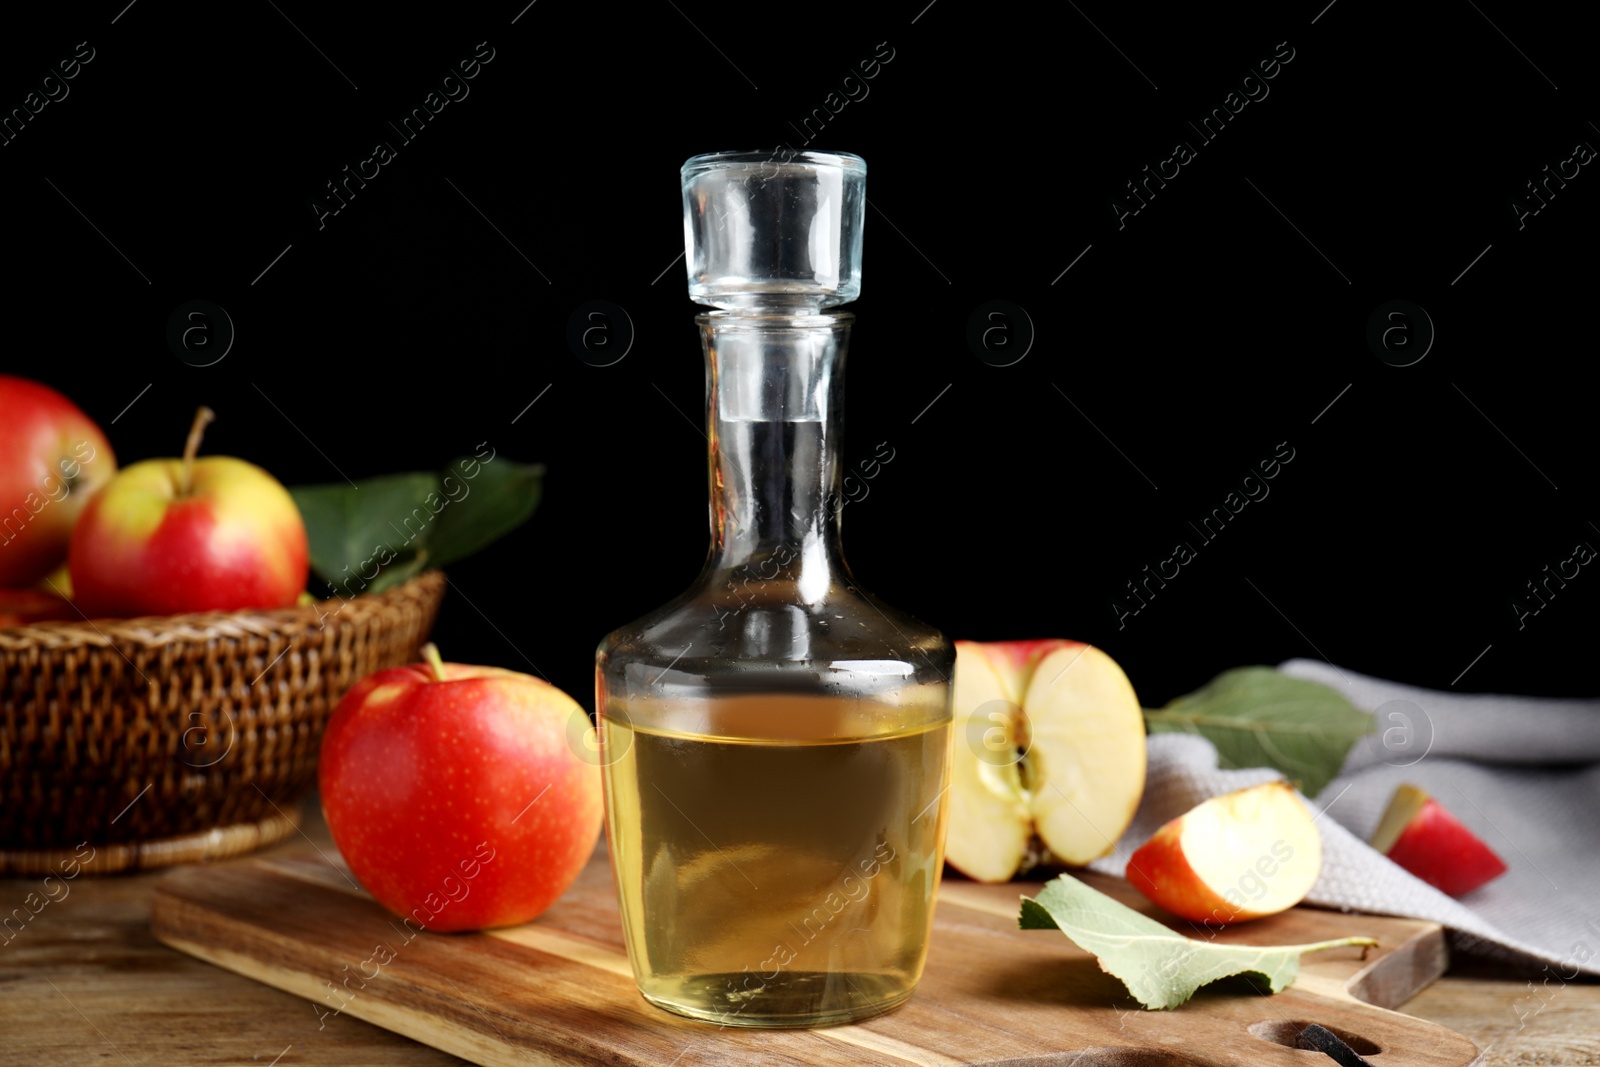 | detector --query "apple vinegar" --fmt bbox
[600,694,950,1026]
